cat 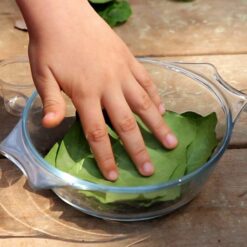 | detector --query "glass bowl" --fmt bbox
[0,57,34,116]
[1,58,247,221]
